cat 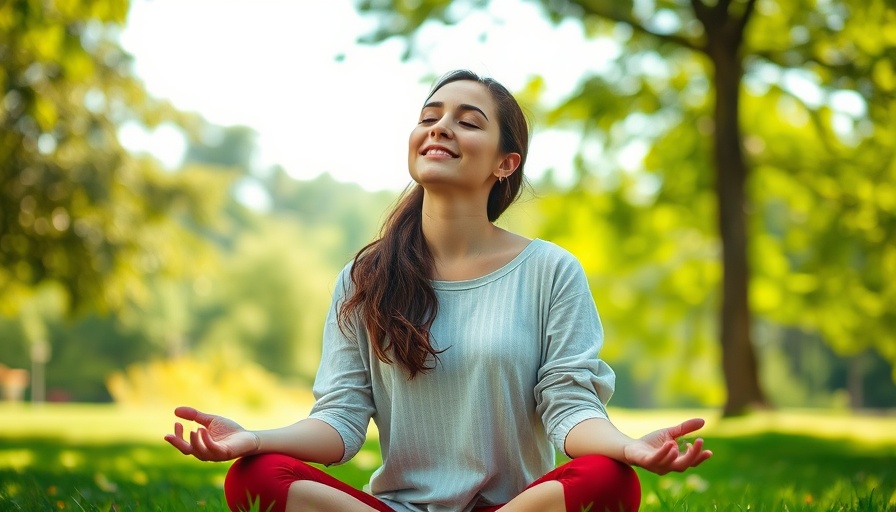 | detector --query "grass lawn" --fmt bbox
[1,404,894,511]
